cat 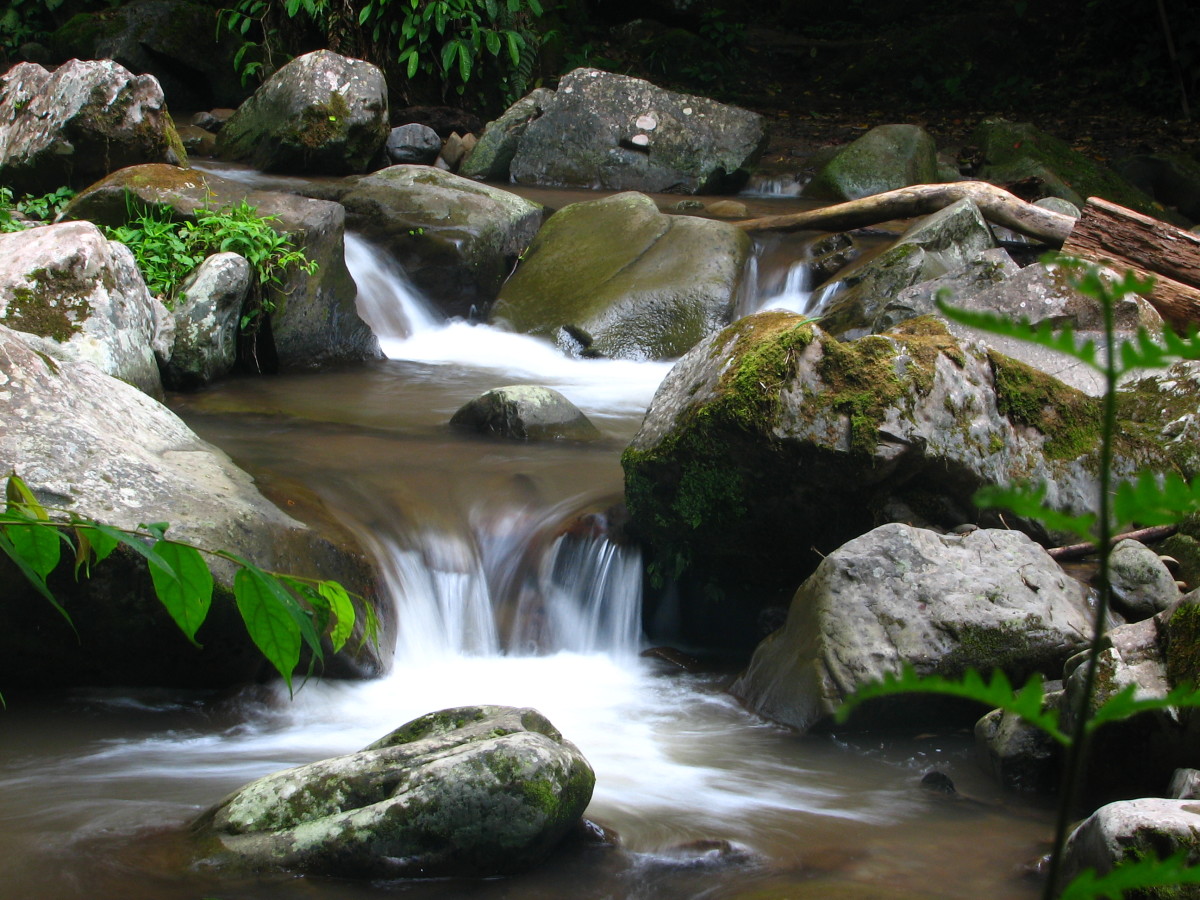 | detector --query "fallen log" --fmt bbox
[733,181,1077,246]
[1048,524,1178,562]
